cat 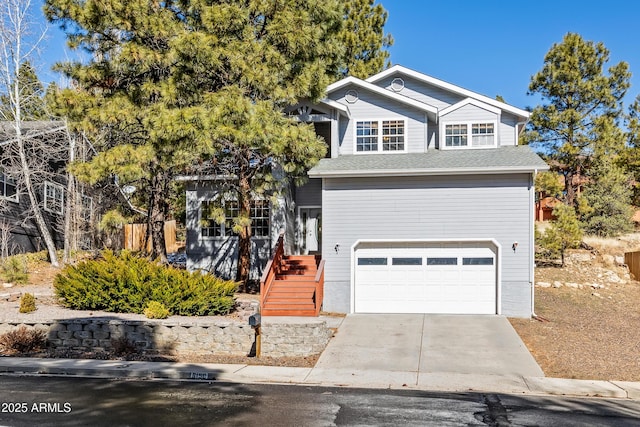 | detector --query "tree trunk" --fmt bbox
[63,129,76,264]
[564,169,576,207]
[148,170,168,263]
[17,136,59,267]
[235,172,252,286]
